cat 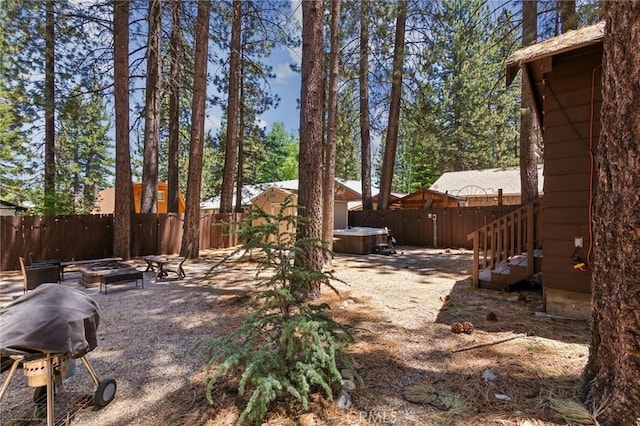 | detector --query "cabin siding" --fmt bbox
[540,45,602,303]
